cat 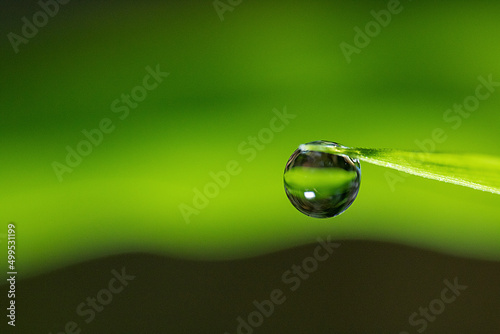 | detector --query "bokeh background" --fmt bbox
[1,0,499,333]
